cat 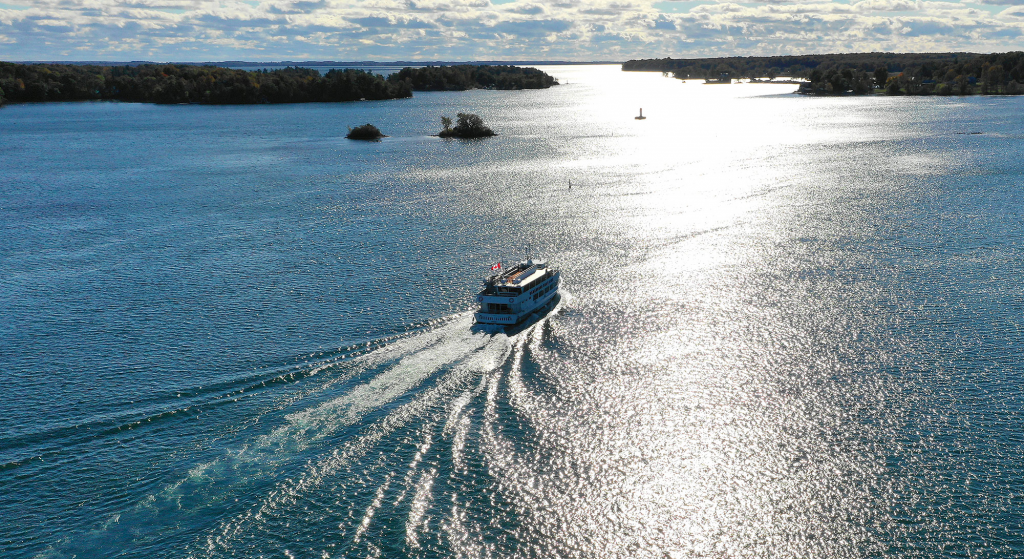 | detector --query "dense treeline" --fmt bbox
[622,52,1024,96]
[800,52,1024,95]
[386,65,557,91]
[0,62,412,104]
[0,62,558,105]
[622,52,973,78]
